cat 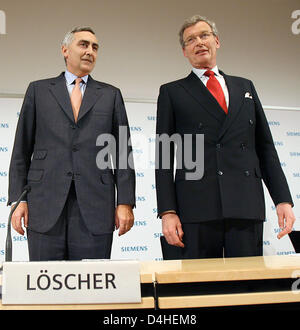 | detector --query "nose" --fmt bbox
[195,35,205,45]
[85,44,97,57]
[86,45,93,55]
